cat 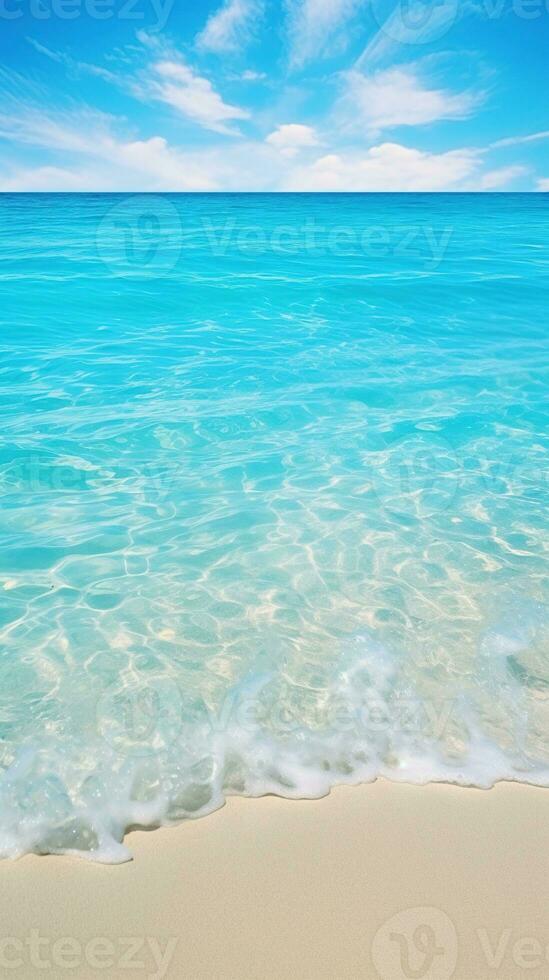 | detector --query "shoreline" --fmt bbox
[2,779,549,978]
